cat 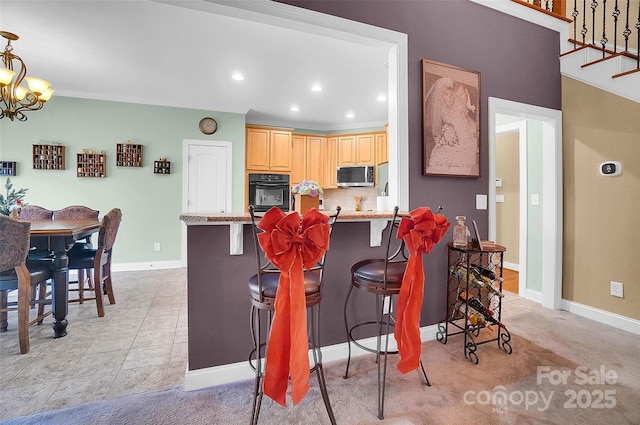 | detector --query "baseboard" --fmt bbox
[561,299,640,335]
[184,324,440,391]
[111,261,184,272]
[503,261,519,271]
